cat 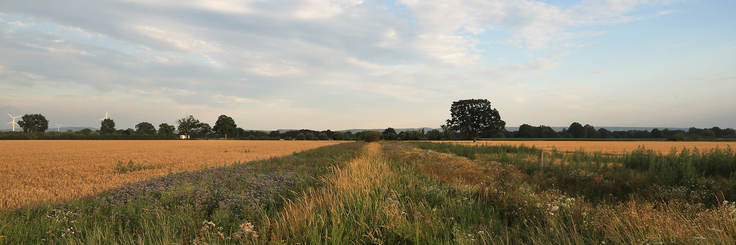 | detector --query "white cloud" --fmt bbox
[8,21,35,28]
